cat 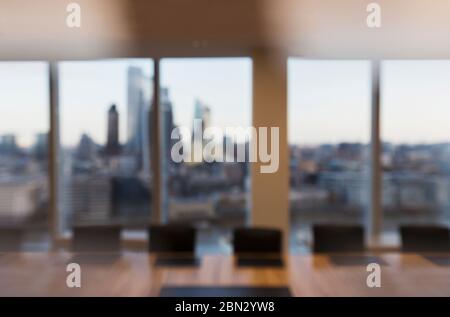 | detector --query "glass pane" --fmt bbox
[0,62,49,250]
[288,59,371,252]
[161,58,252,254]
[58,59,153,234]
[381,61,450,240]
